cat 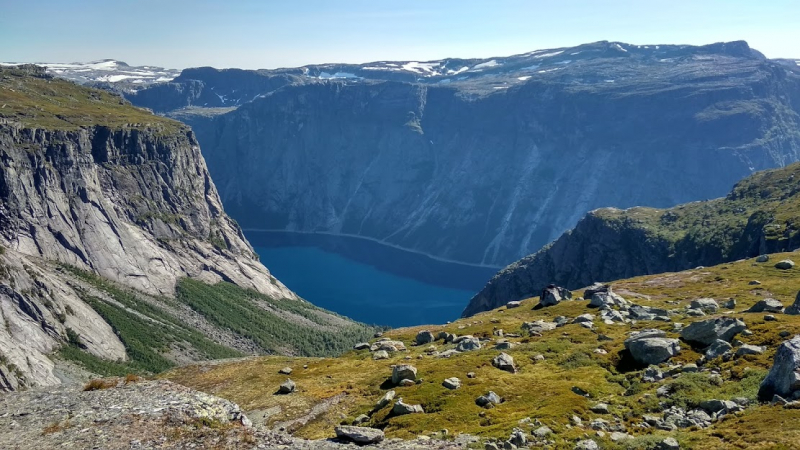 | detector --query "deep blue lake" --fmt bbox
[248,231,498,327]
